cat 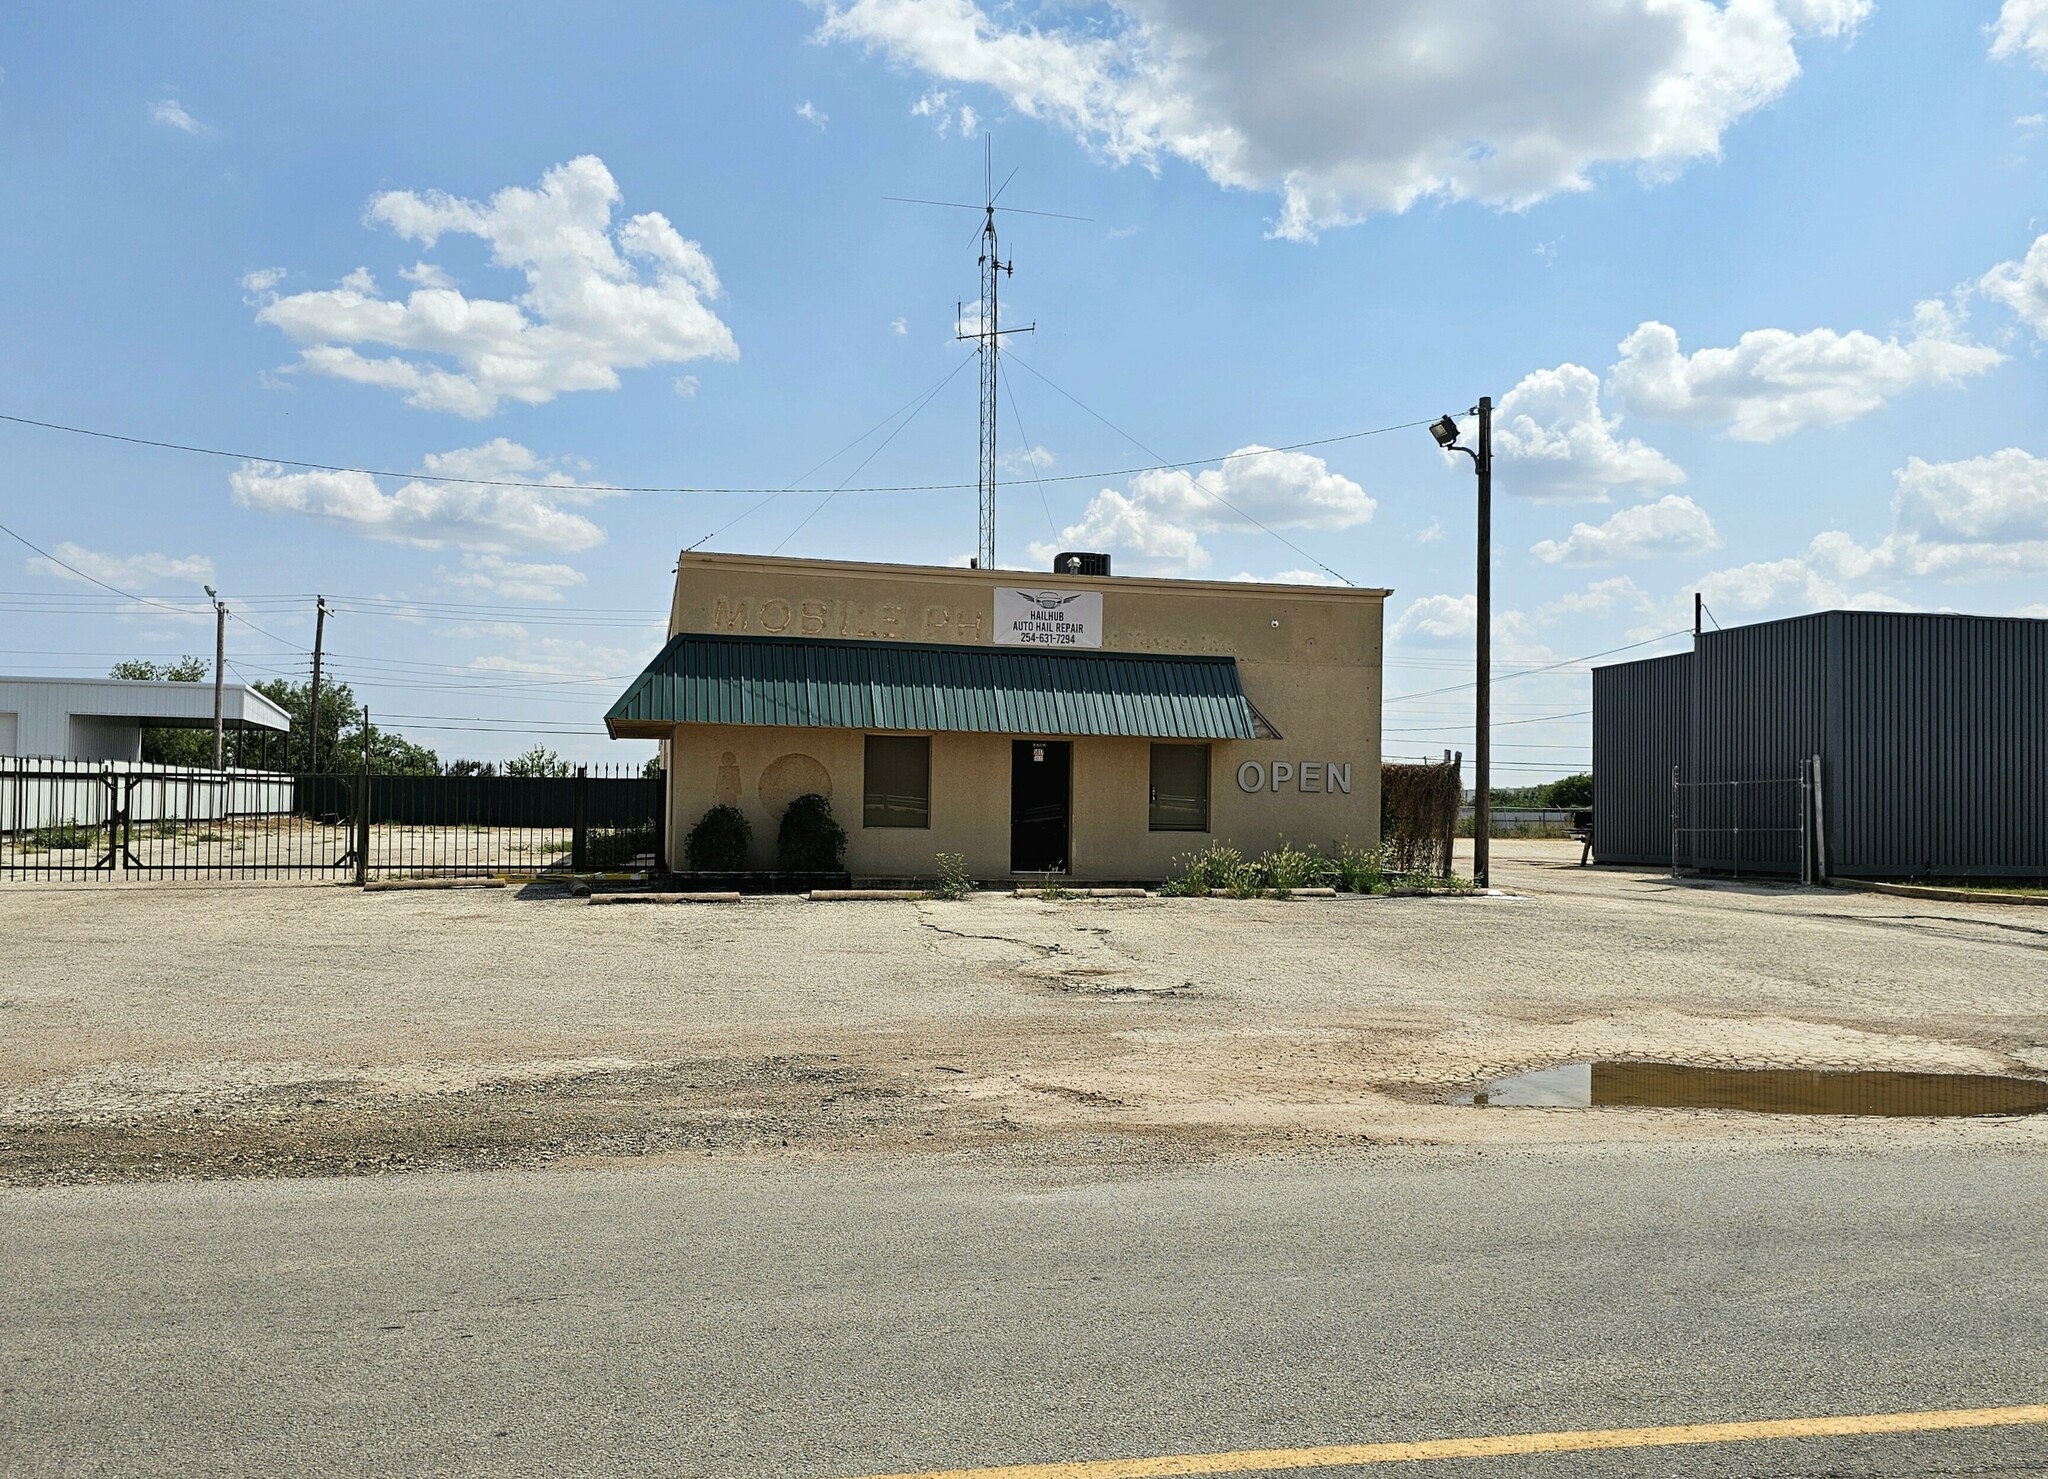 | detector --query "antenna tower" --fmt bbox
[957,136,1031,569]
[889,136,1084,568]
